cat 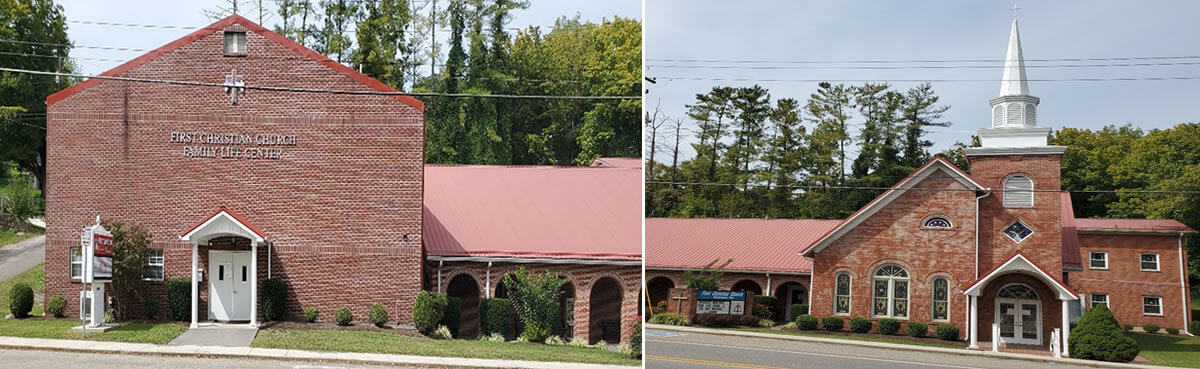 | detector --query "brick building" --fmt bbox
[646,20,1193,355]
[43,15,640,344]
